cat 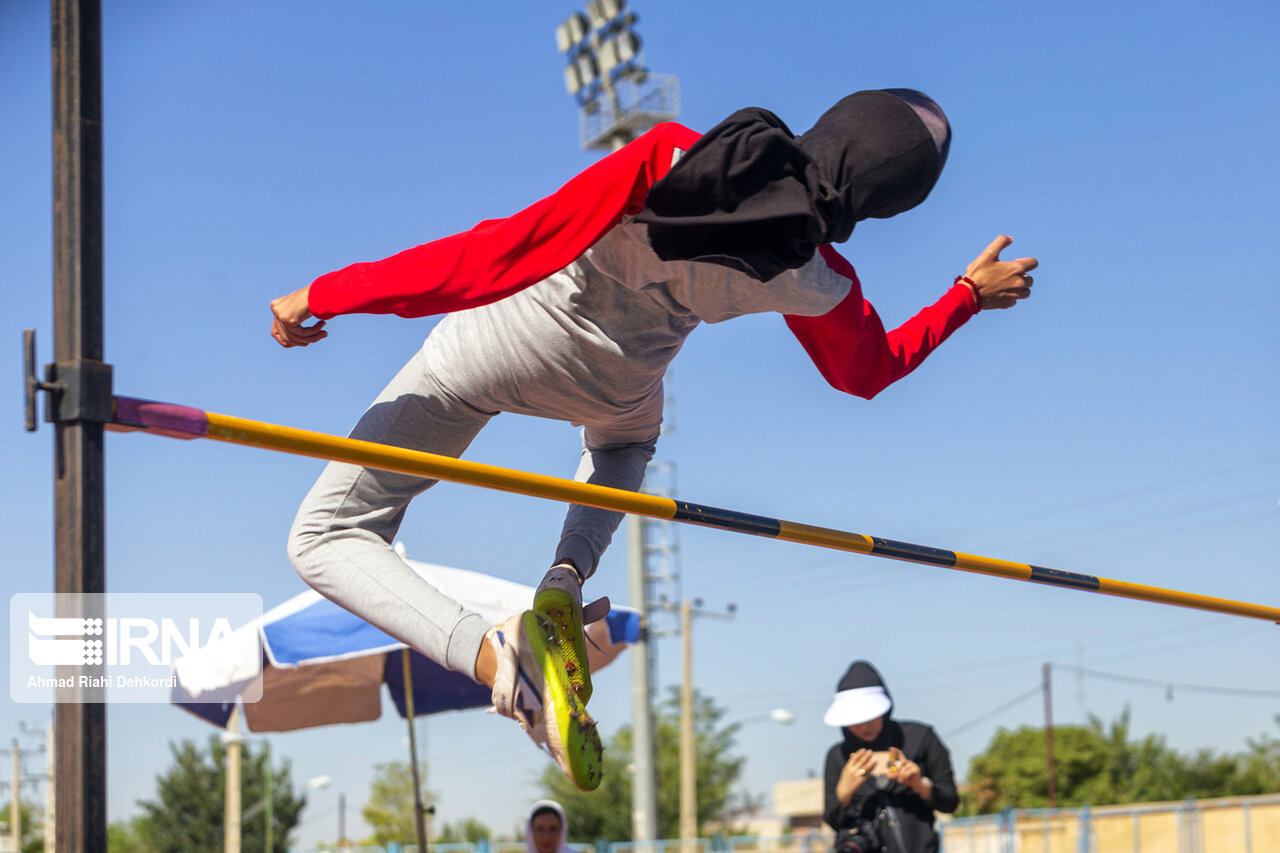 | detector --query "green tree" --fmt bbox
[0,800,46,853]
[135,736,306,853]
[962,711,1280,815]
[963,712,1183,814]
[436,816,492,843]
[361,761,438,846]
[1233,720,1280,793]
[538,689,752,841]
[108,816,159,853]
